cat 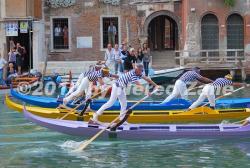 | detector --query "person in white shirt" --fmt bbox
[0,54,7,85]
[113,44,123,74]
[54,24,62,48]
[104,43,115,73]
[54,24,62,37]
